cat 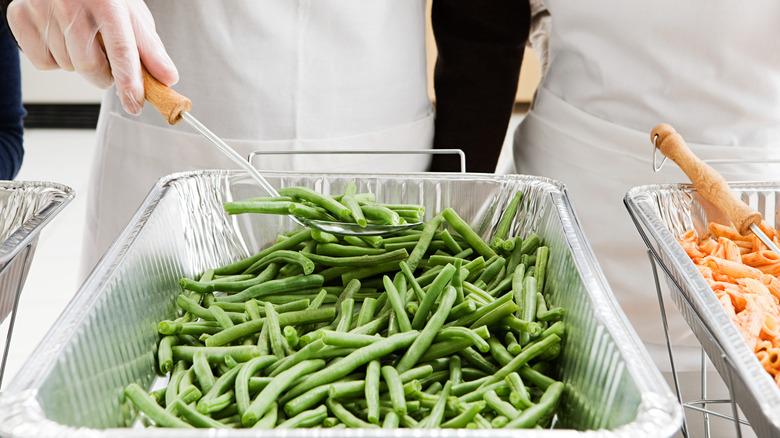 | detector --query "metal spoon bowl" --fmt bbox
[296,217,422,236]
